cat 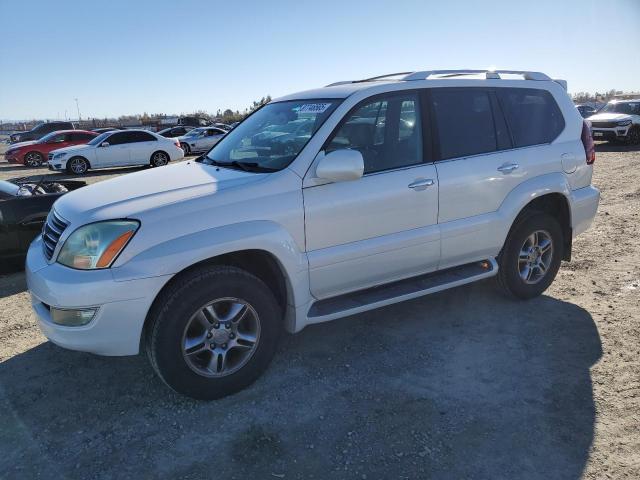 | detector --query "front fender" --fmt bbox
[111,220,310,320]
